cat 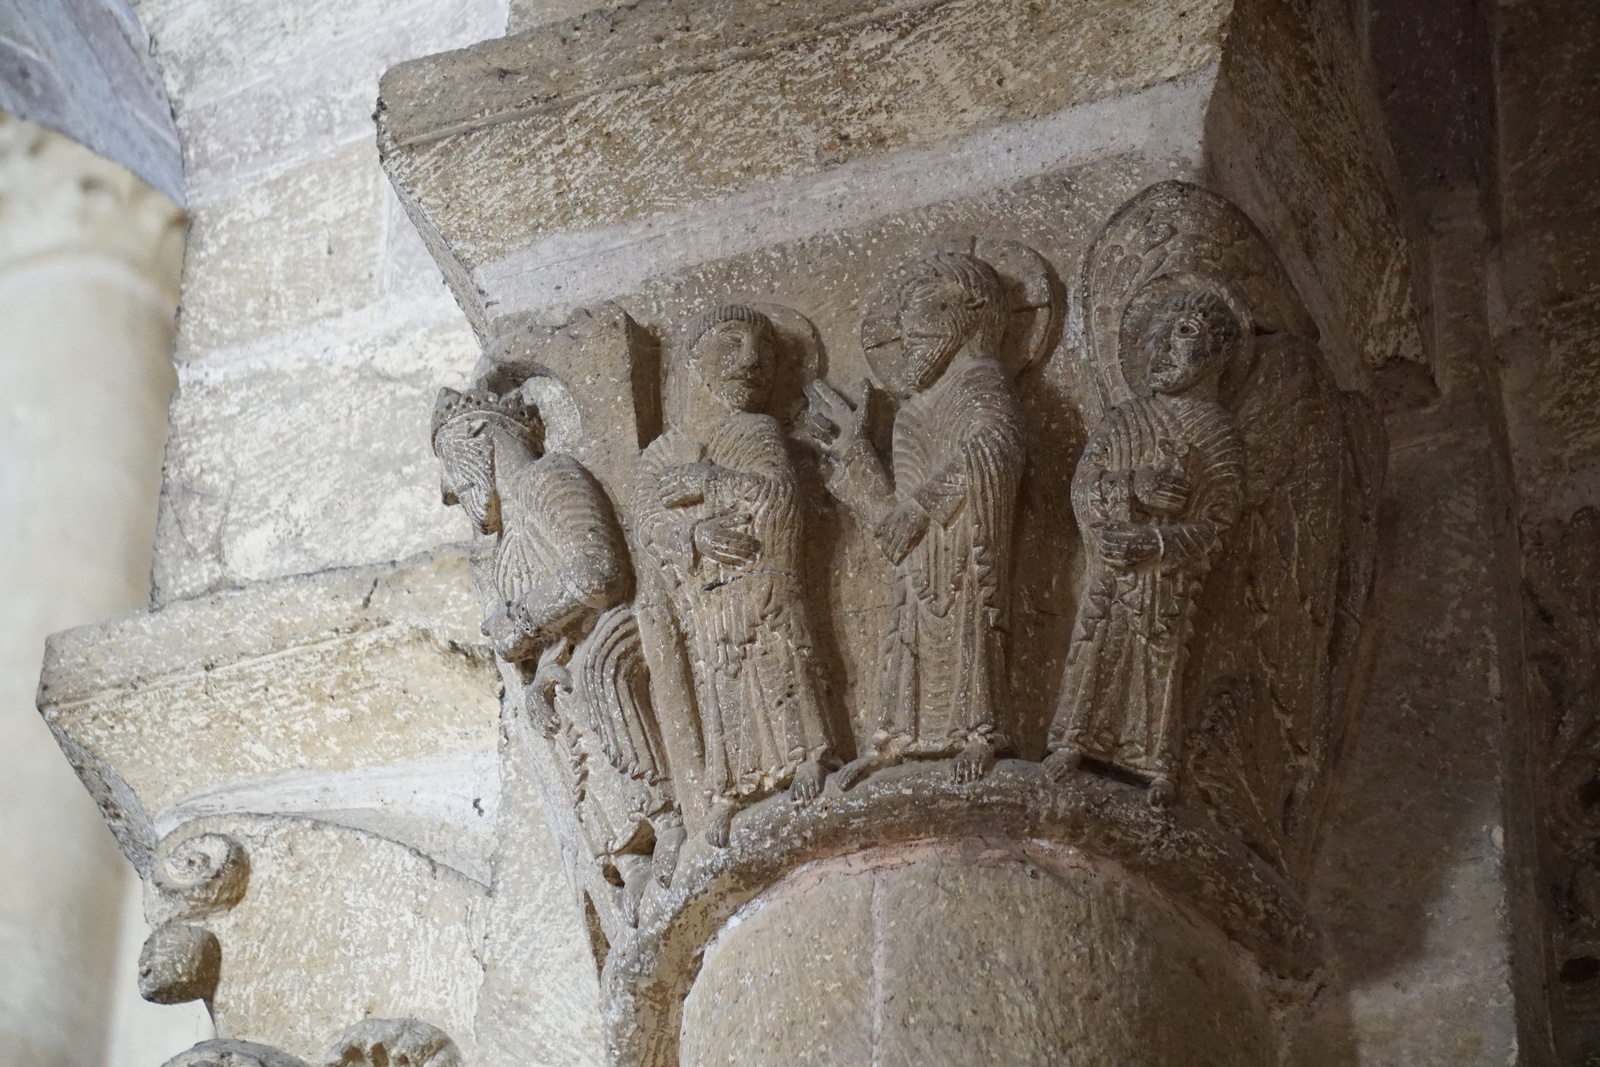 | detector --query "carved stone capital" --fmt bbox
[324,1019,463,1067]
